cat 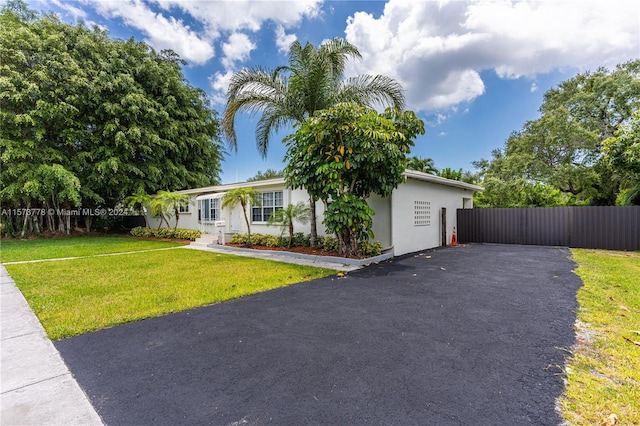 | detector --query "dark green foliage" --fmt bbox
[284,103,424,257]
[474,60,640,207]
[0,4,223,235]
[223,38,406,247]
[406,156,438,174]
[323,192,375,255]
[603,110,640,205]
[130,226,201,241]
[358,240,383,257]
[246,169,284,182]
[267,202,310,247]
[227,232,381,257]
[437,167,478,184]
